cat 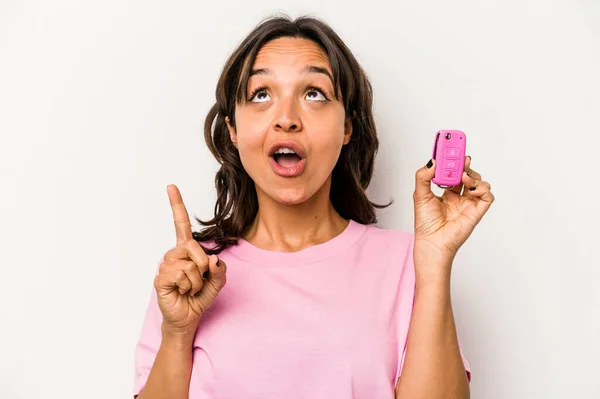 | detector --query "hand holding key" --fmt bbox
[154,185,227,337]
